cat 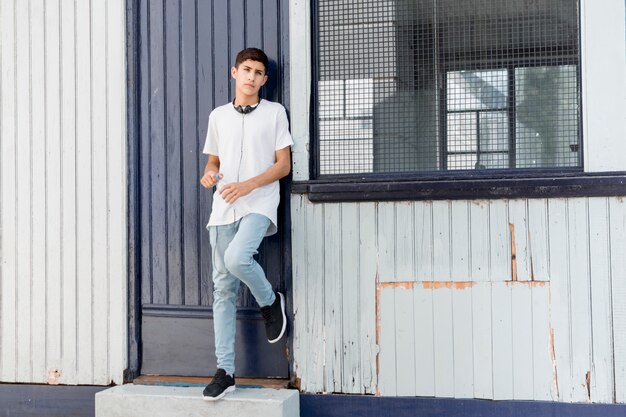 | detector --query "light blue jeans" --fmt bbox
[208,213,276,376]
